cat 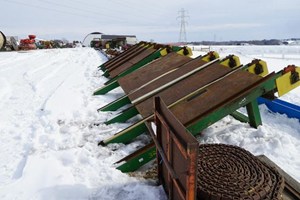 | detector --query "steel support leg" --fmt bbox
[246,100,262,128]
